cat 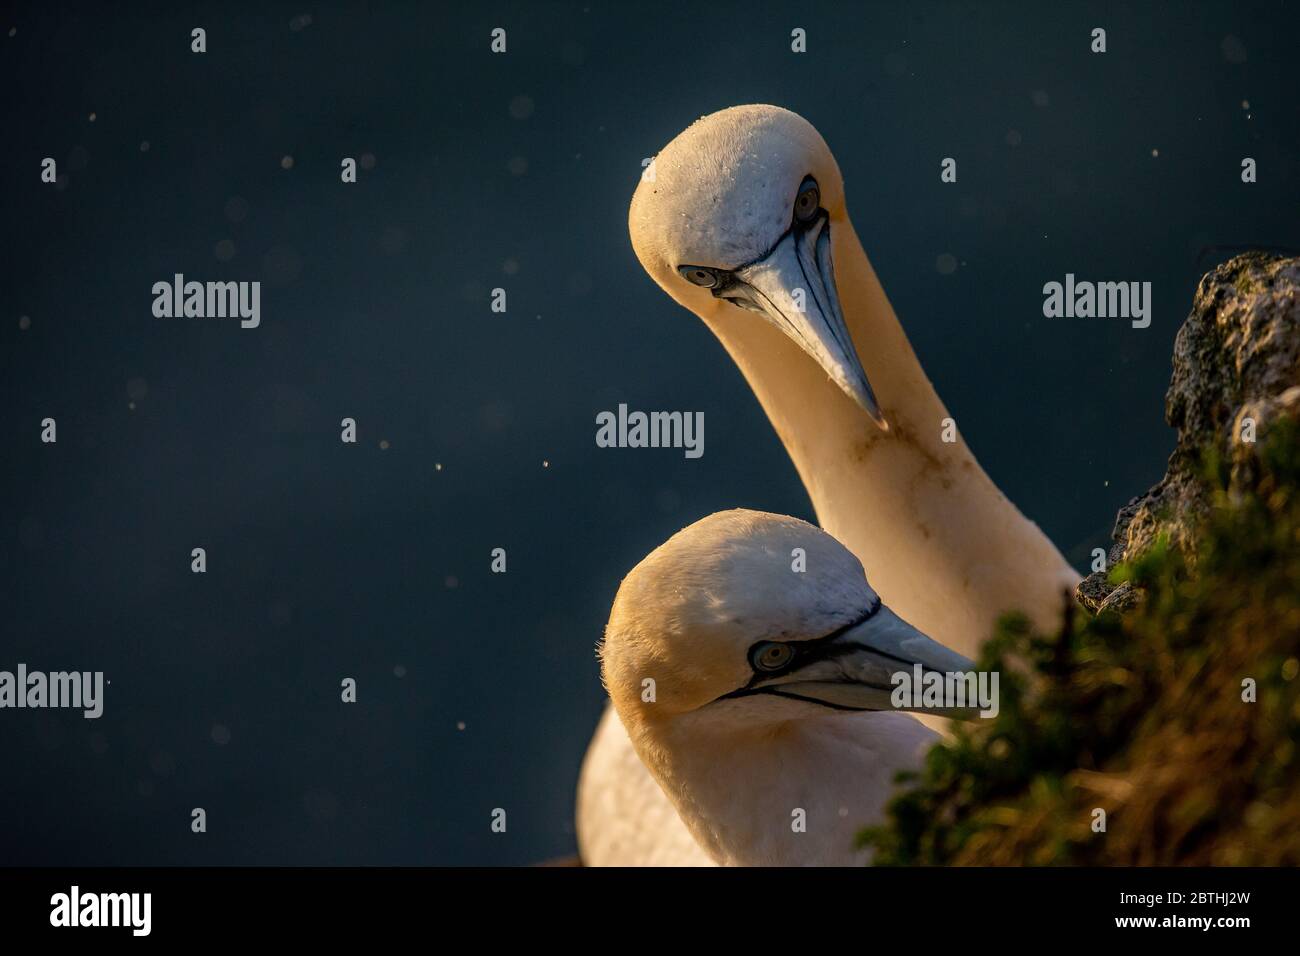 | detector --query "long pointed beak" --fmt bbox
[729,216,888,431]
[766,606,982,716]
